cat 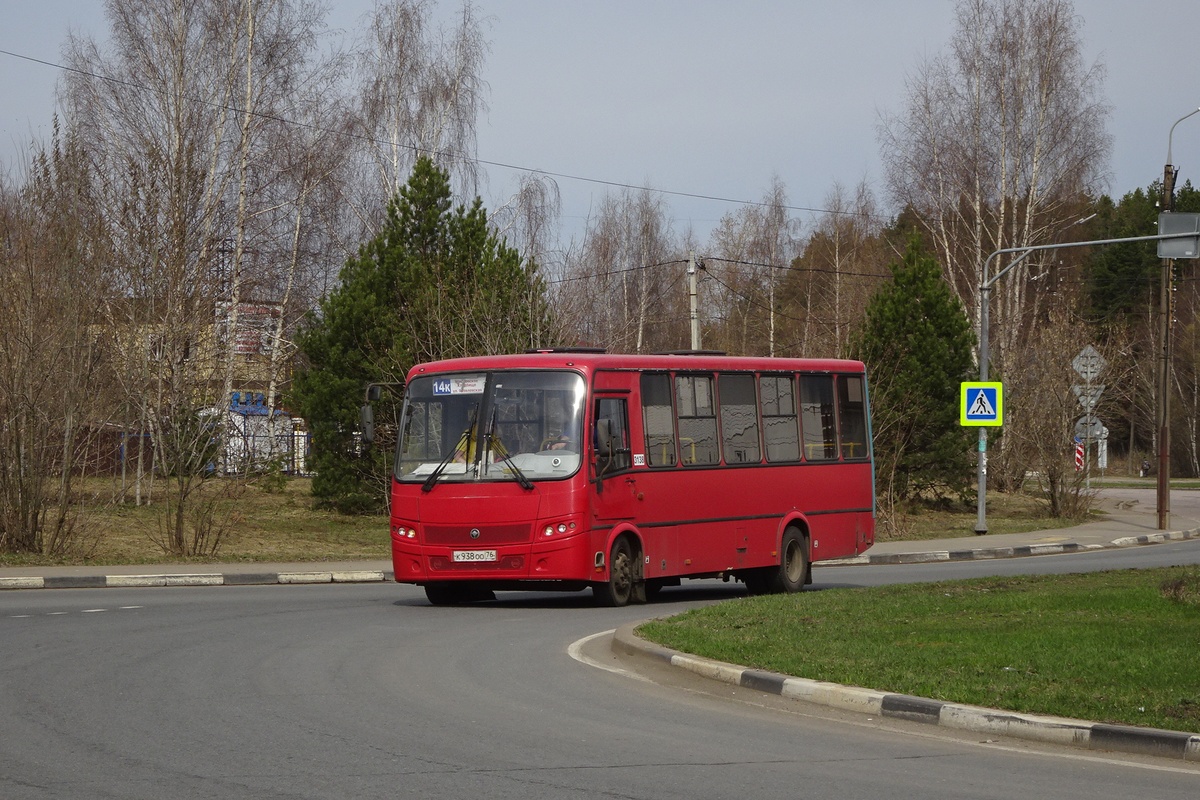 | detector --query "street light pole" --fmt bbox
[972,229,1199,535]
[974,215,1093,535]
[974,249,1034,534]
